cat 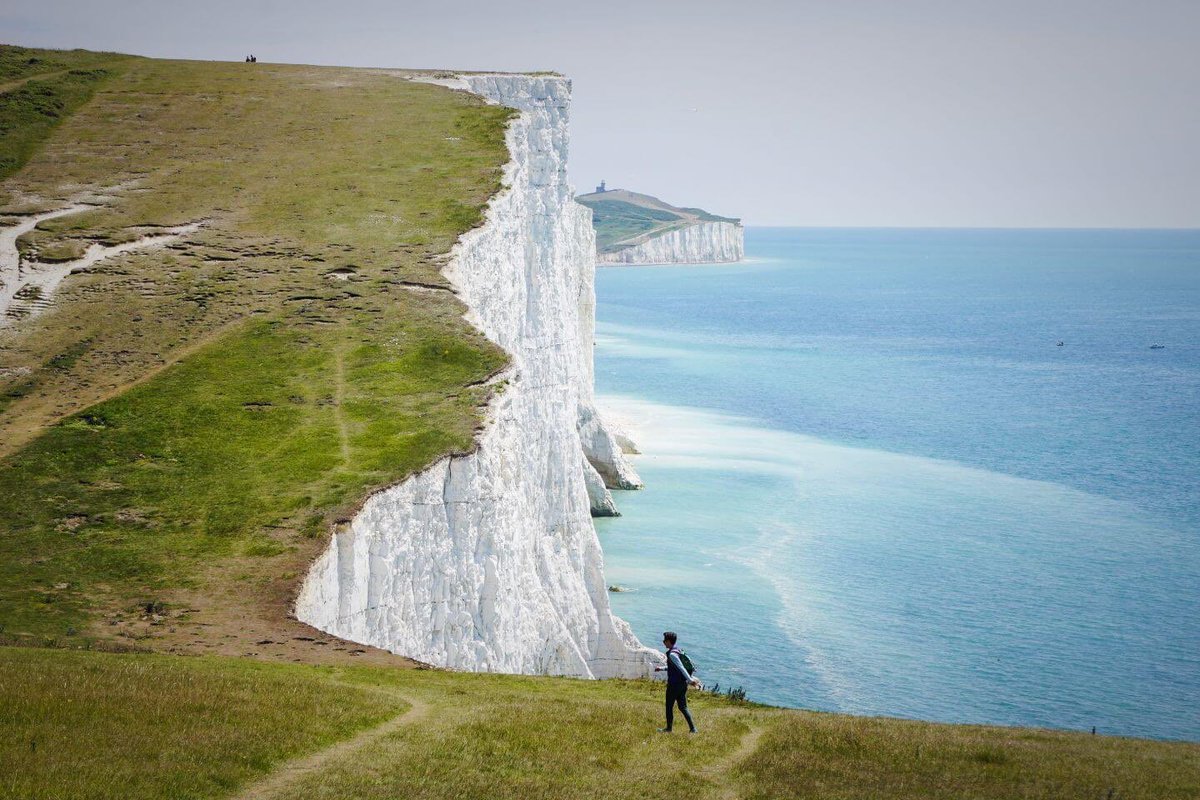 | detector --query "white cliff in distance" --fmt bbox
[295,74,657,679]
[597,220,743,265]
[575,186,744,265]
